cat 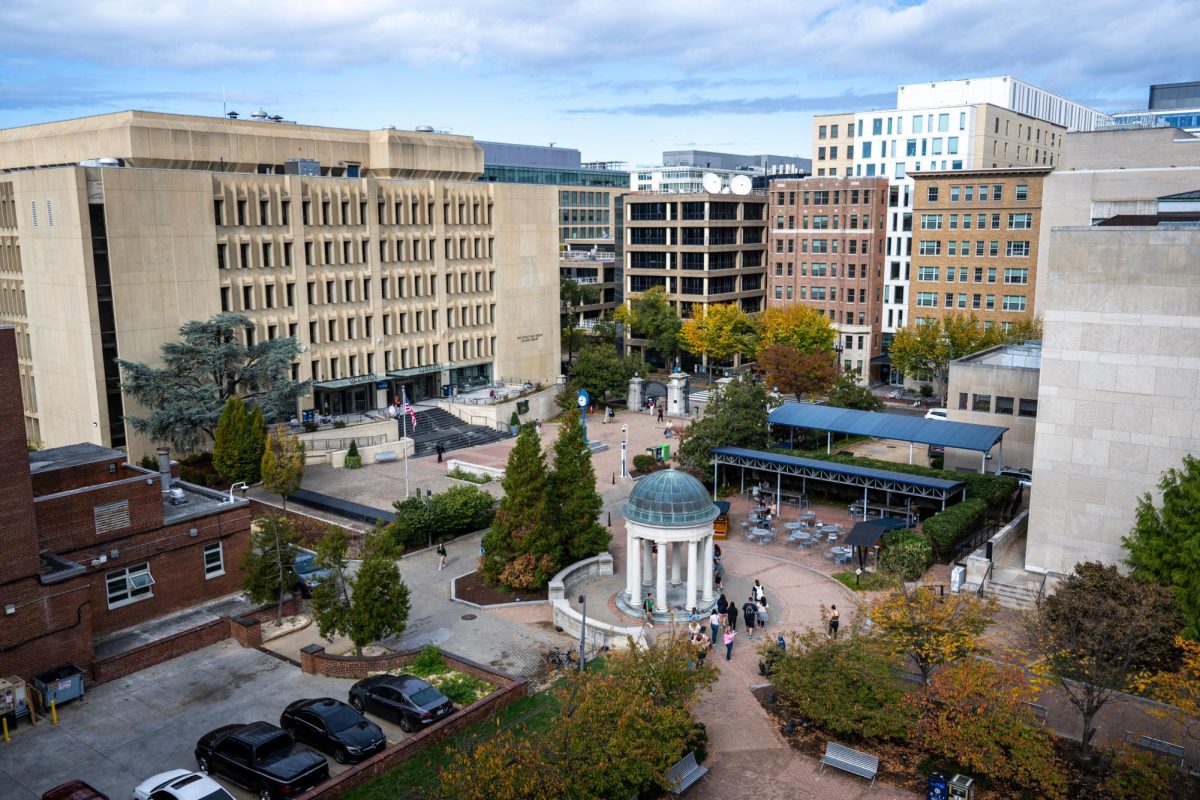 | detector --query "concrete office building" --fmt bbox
[813,77,1097,384]
[0,111,562,457]
[1101,80,1200,133]
[1025,127,1200,575]
[617,193,767,363]
[812,113,856,177]
[908,167,1050,328]
[944,342,1041,472]
[766,176,889,383]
